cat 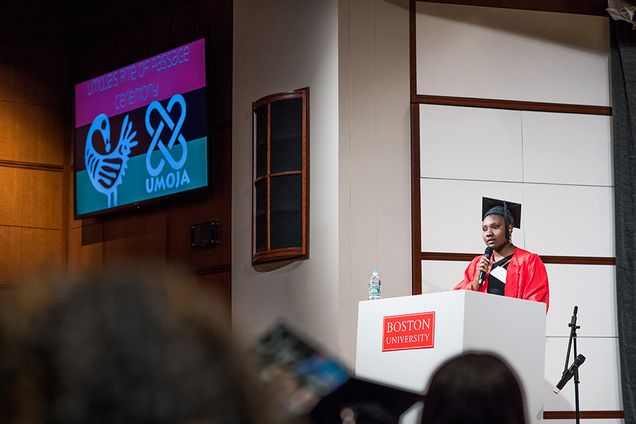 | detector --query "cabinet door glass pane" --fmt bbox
[270,98,302,173]
[255,105,268,178]
[255,179,268,252]
[270,174,302,249]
